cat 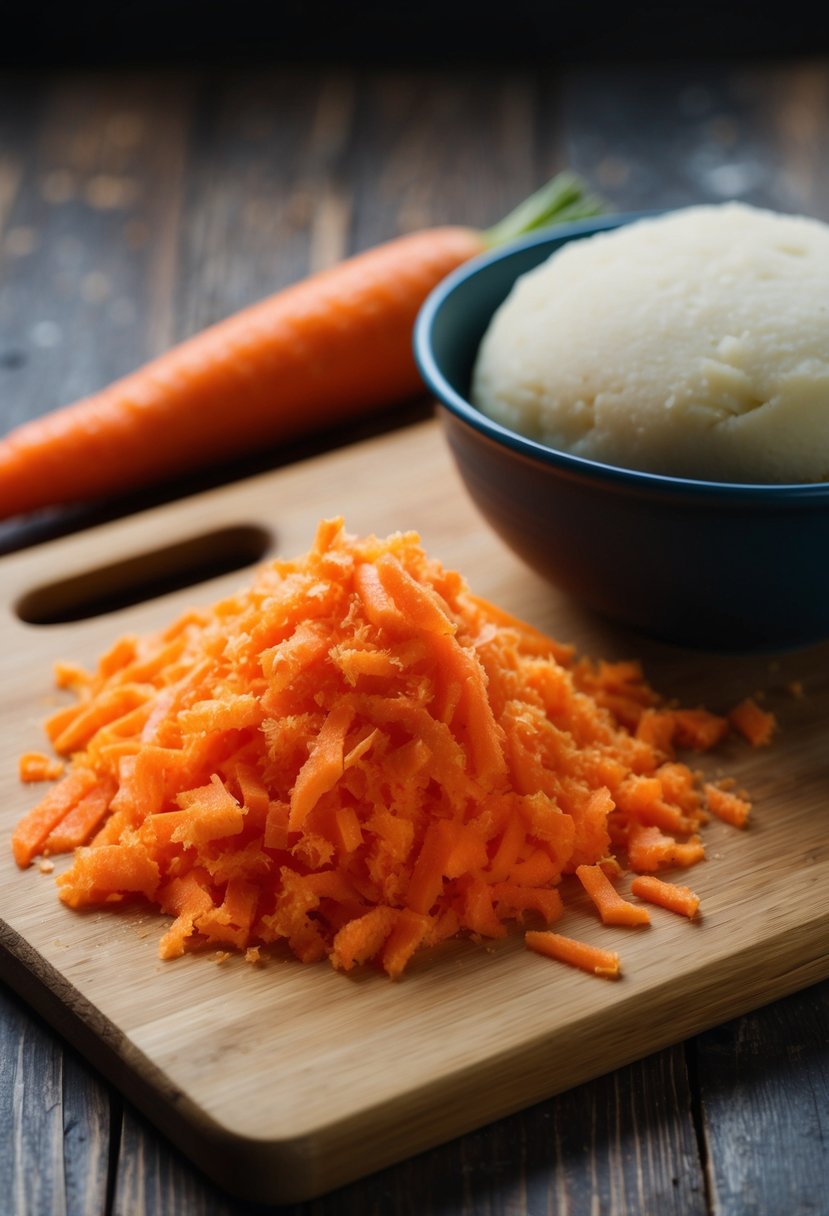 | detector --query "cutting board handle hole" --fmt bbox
[14,524,273,625]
